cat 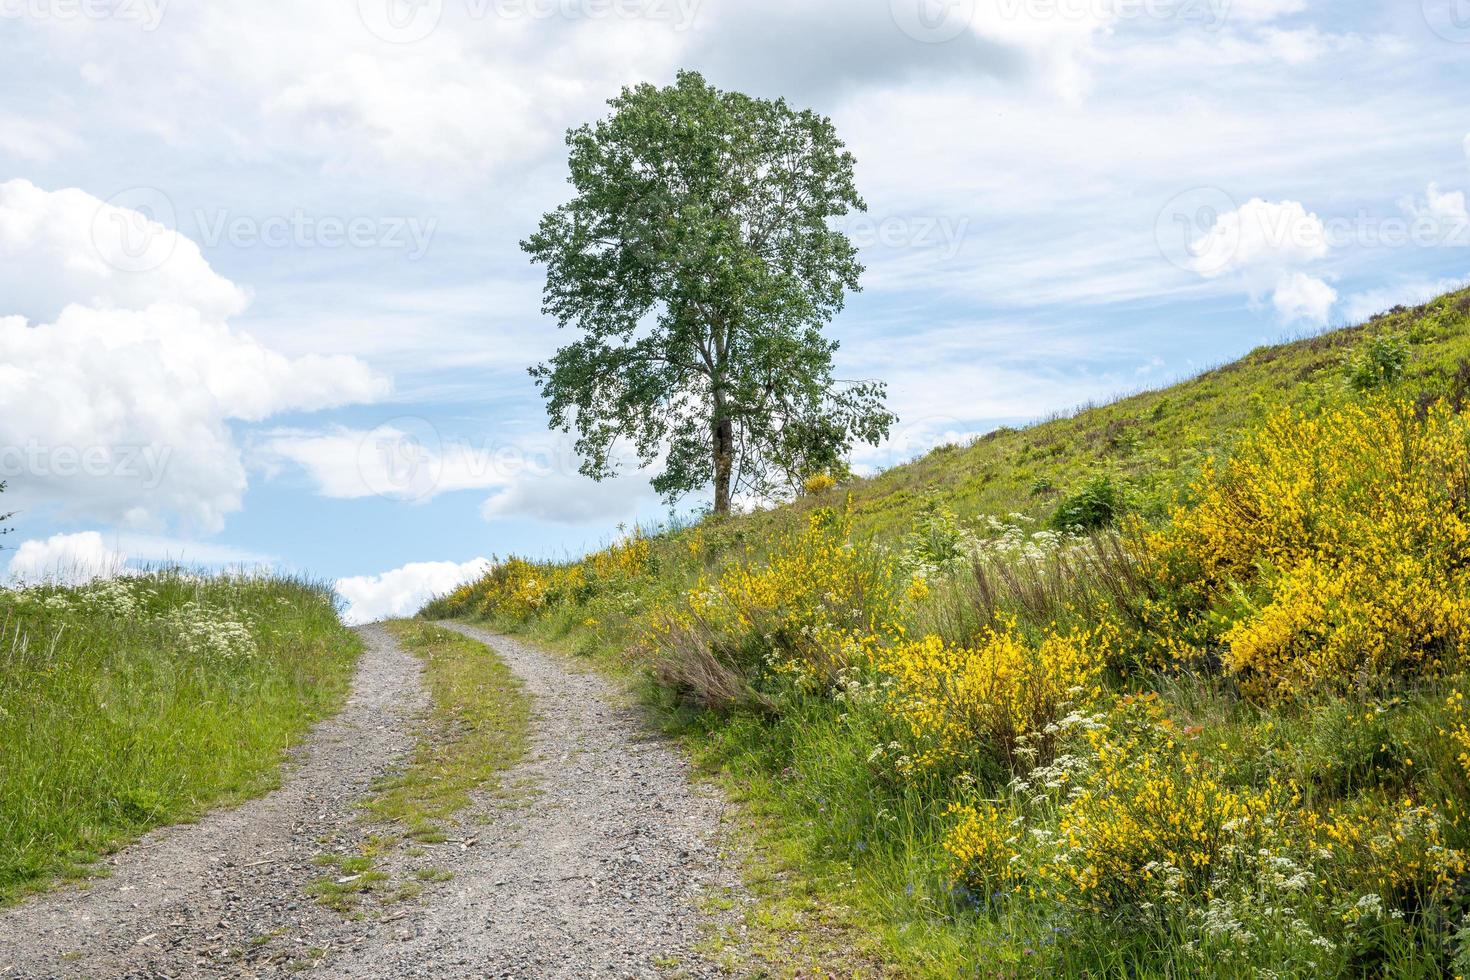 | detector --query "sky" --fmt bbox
[2,0,1469,622]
